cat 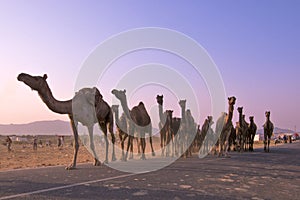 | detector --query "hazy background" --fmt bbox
[0,0,299,131]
